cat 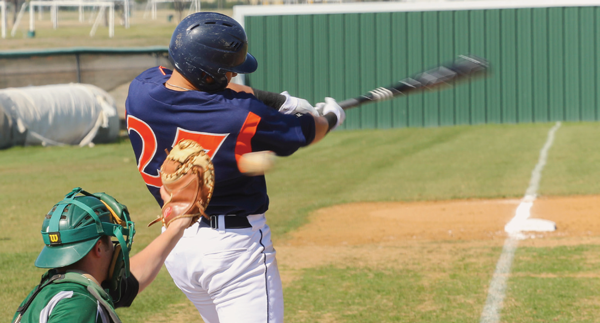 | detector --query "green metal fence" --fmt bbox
[240,3,600,129]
